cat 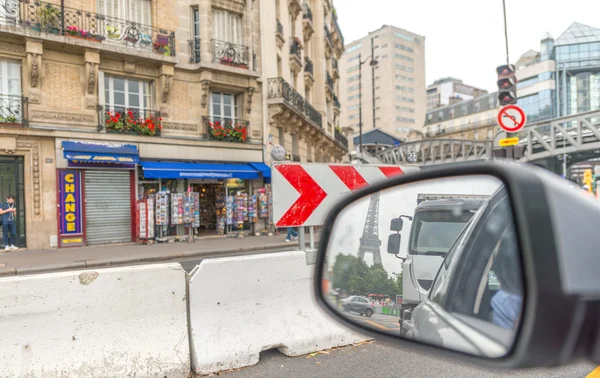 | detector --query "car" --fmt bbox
[341,295,374,317]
